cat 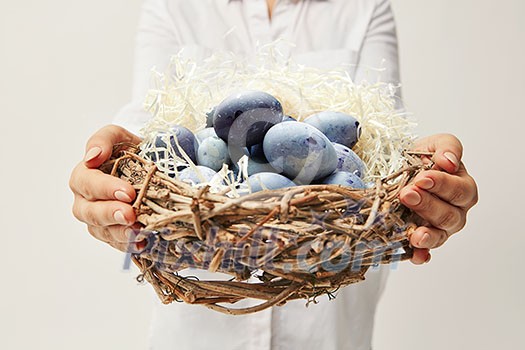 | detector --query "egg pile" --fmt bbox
[148,90,368,193]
